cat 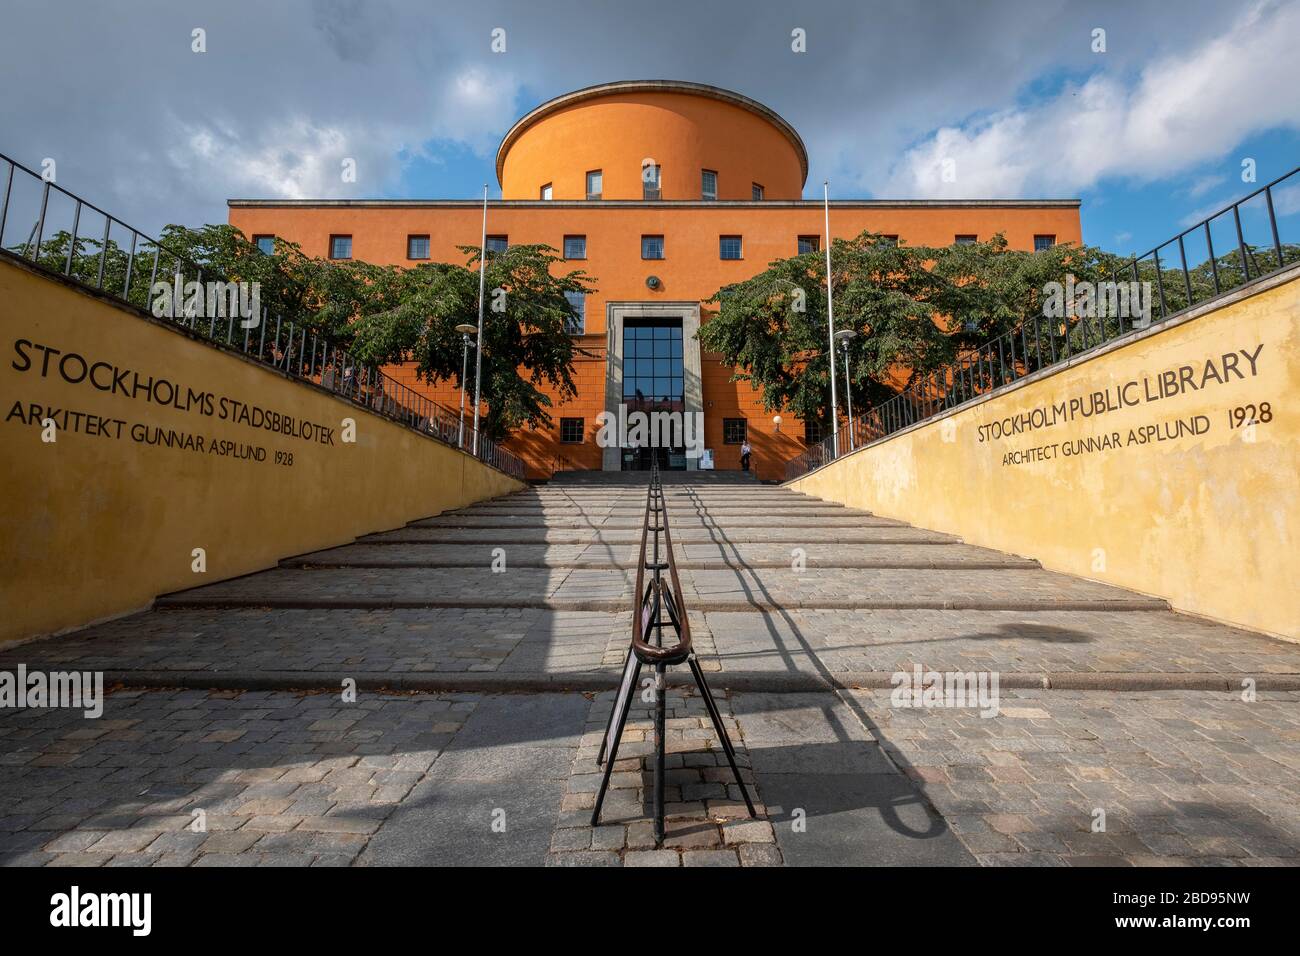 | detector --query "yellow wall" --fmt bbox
[0,257,523,644]
[790,267,1300,641]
